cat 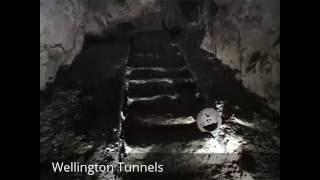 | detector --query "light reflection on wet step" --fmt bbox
[127,94,180,105]
[128,78,194,84]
